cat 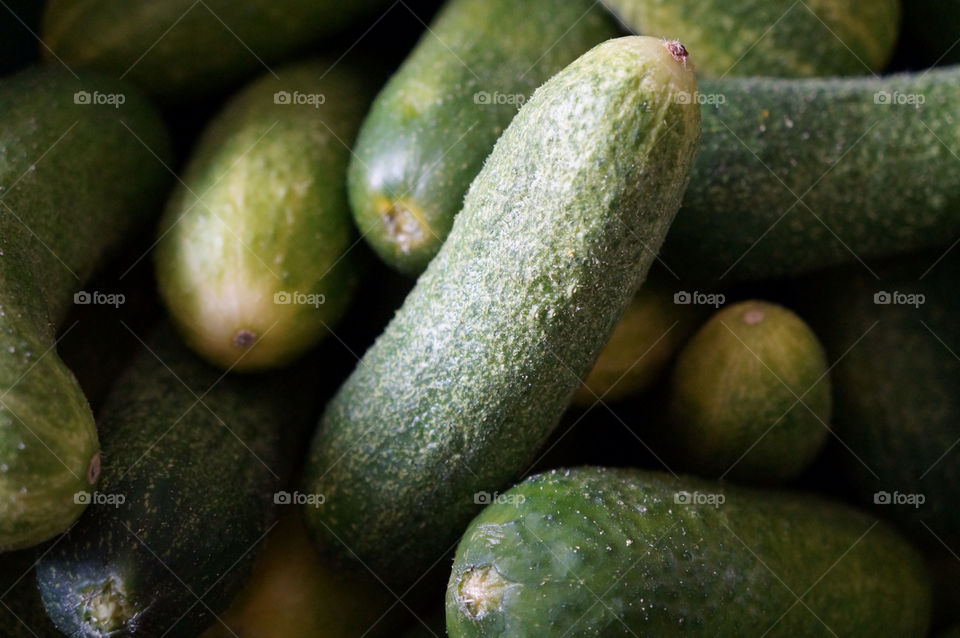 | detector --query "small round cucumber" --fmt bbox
[664,300,830,482]
[156,61,370,371]
[602,0,900,77]
[446,467,931,638]
[348,0,621,274]
[303,36,701,585]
